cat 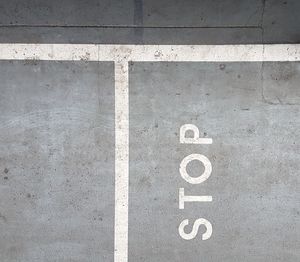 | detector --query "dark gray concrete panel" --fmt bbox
[0,27,262,44]
[0,61,115,262]
[0,0,134,26]
[263,0,300,43]
[0,0,261,27]
[0,0,299,44]
[128,62,300,262]
[143,0,262,27]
